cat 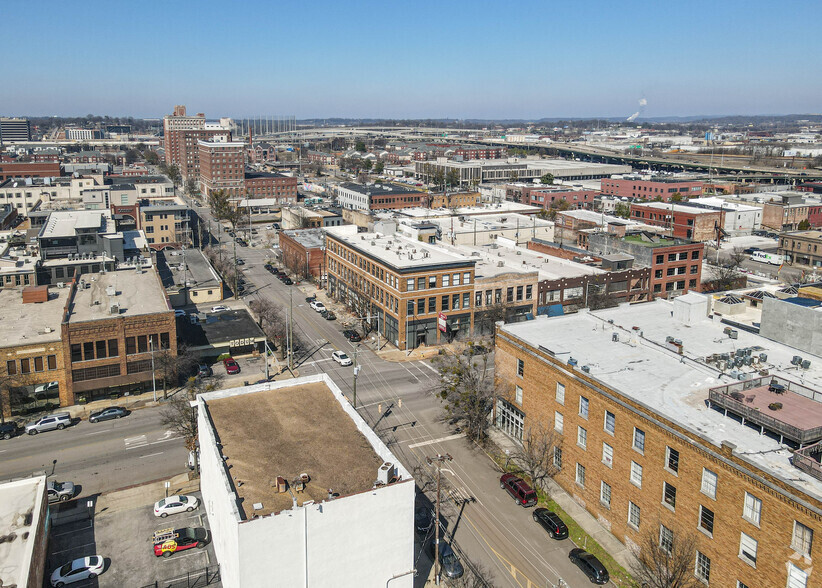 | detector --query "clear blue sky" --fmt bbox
[2,0,820,120]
